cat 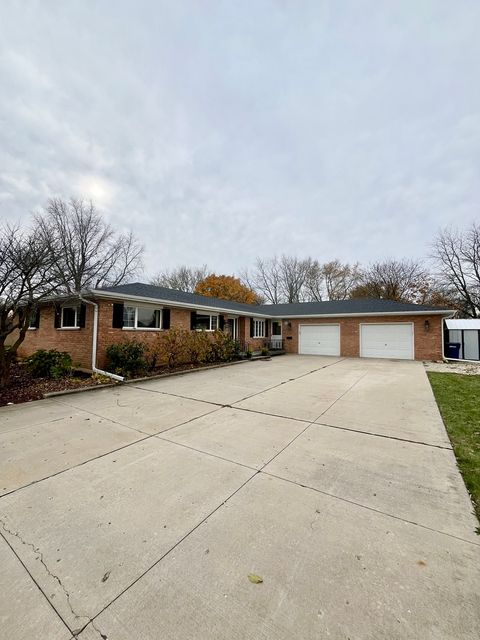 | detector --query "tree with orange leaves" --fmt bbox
[195,274,261,304]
